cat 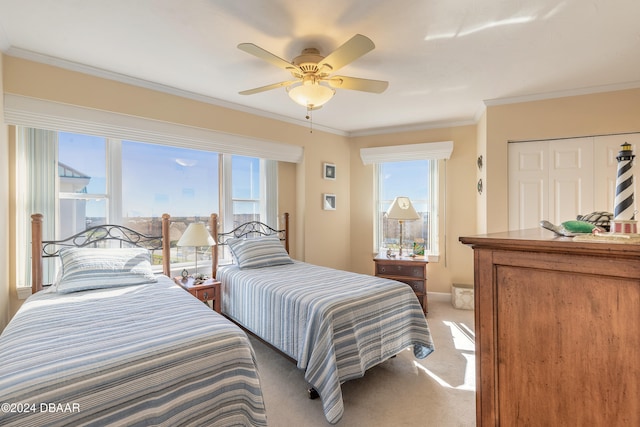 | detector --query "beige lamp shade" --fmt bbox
[177,223,216,247]
[386,196,420,220]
